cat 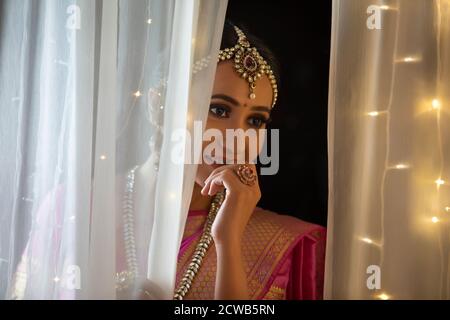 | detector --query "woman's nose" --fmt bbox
[219,119,253,162]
